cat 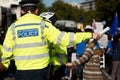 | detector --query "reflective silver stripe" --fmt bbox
[15,42,46,48]
[69,32,74,45]
[21,3,37,7]
[11,22,47,49]
[56,32,65,45]
[15,23,41,27]
[1,55,13,62]
[2,45,13,52]
[1,58,6,62]
[11,23,16,42]
[53,53,67,65]
[14,53,49,60]
[41,20,45,41]
[11,23,16,51]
